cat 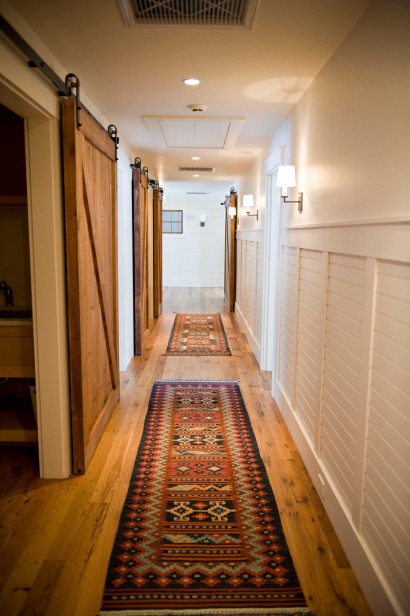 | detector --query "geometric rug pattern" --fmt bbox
[166,314,231,356]
[100,380,313,615]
